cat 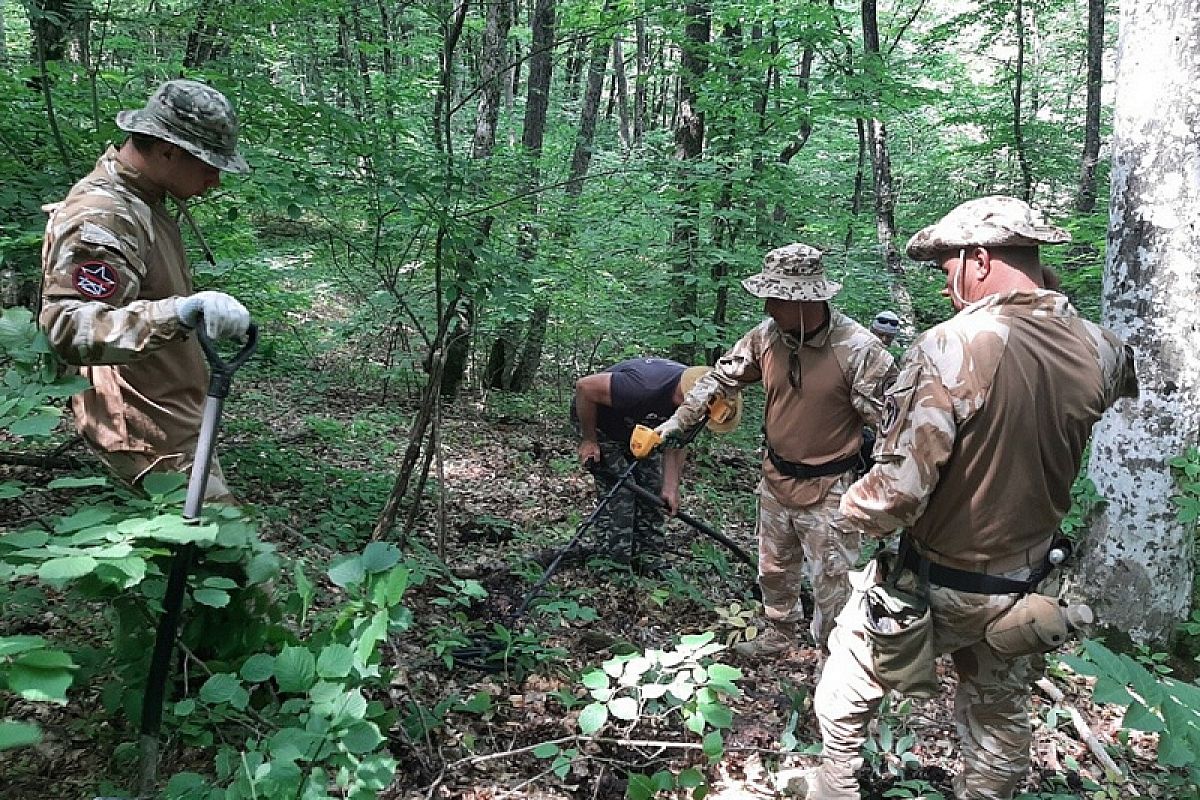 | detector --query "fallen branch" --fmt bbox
[1036,676,1133,792]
